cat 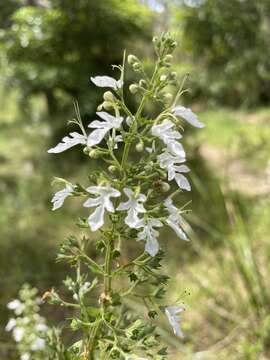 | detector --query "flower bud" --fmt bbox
[102,101,113,111]
[129,84,139,94]
[164,54,173,62]
[160,74,167,82]
[171,41,178,49]
[97,104,103,111]
[128,54,139,65]
[132,62,141,71]
[152,36,158,44]
[160,182,170,192]
[139,79,147,87]
[170,71,177,80]
[89,149,100,159]
[136,141,144,152]
[83,146,91,155]
[103,91,114,102]
[108,165,118,174]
